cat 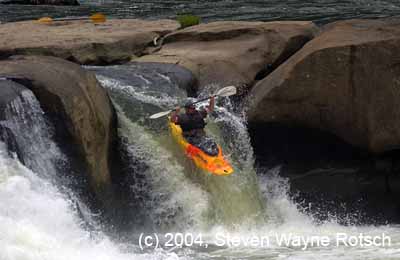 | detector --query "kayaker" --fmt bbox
[170,96,215,142]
